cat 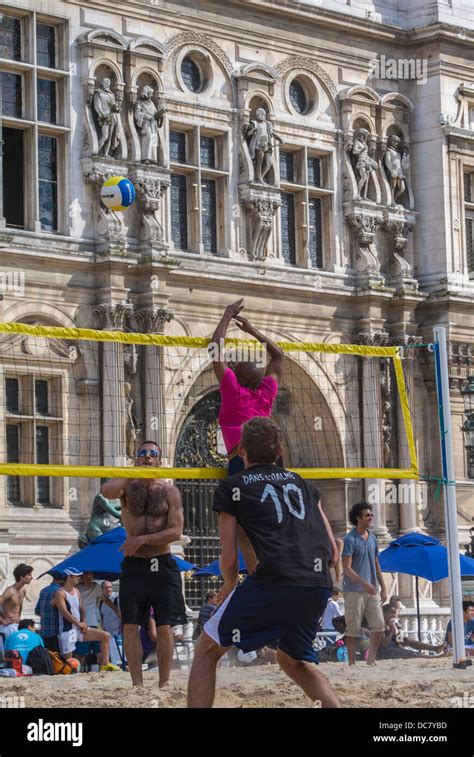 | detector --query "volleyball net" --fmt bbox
[0,321,417,492]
